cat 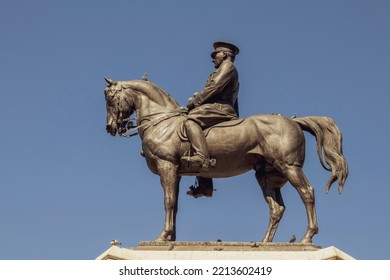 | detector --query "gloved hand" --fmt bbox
[187,92,202,110]
[187,97,195,110]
